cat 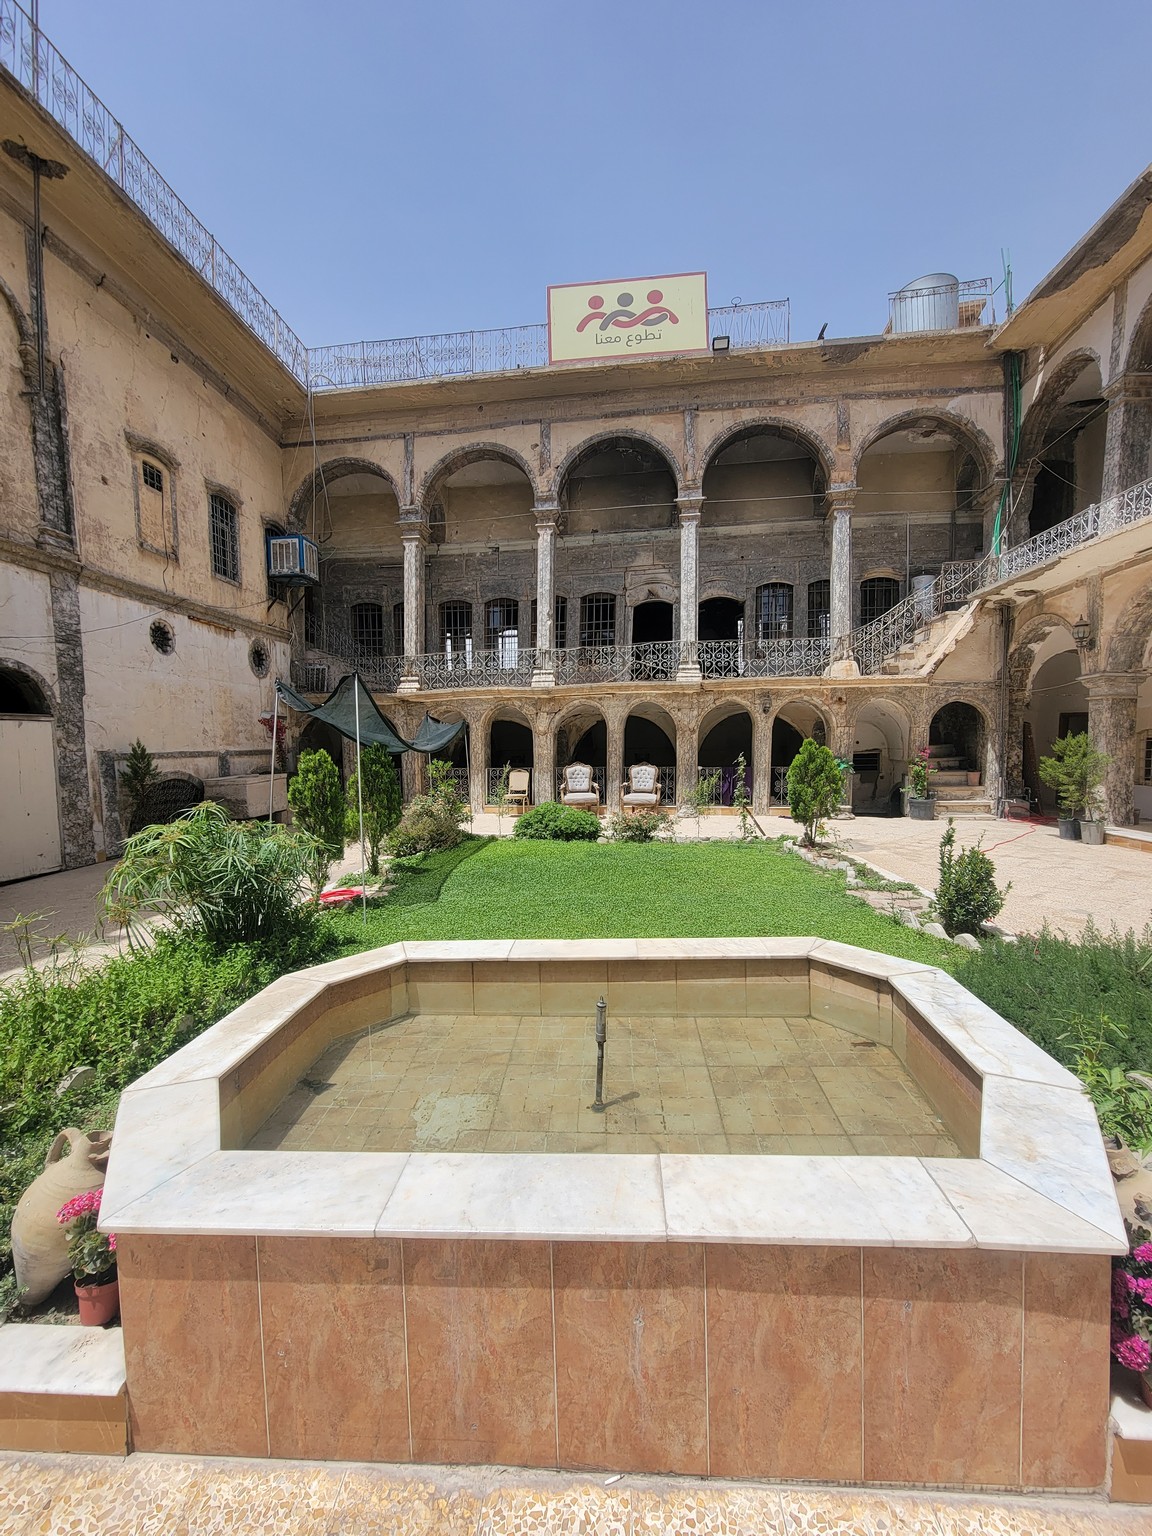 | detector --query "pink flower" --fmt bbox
[107,1234,117,1253]
[56,1188,102,1225]
[1134,1243,1152,1264]
[1134,1277,1152,1304]
[1115,1333,1152,1373]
